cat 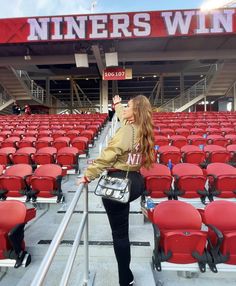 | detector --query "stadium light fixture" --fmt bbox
[201,0,236,11]
[105,52,118,67]
[74,53,89,68]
